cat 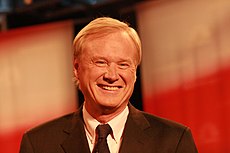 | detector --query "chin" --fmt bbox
[99,102,116,108]
[101,100,127,108]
